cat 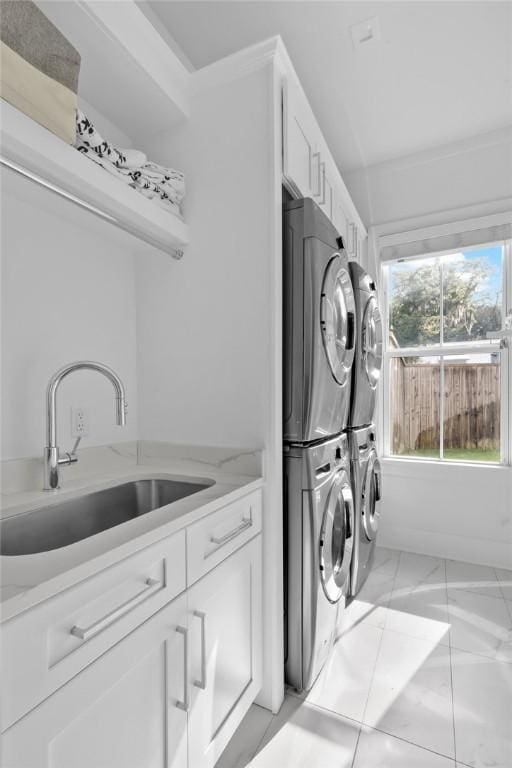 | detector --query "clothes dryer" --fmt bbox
[283,198,356,443]
[349,426,382,596]
[348,262,383,429]
[284,433,354,691]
